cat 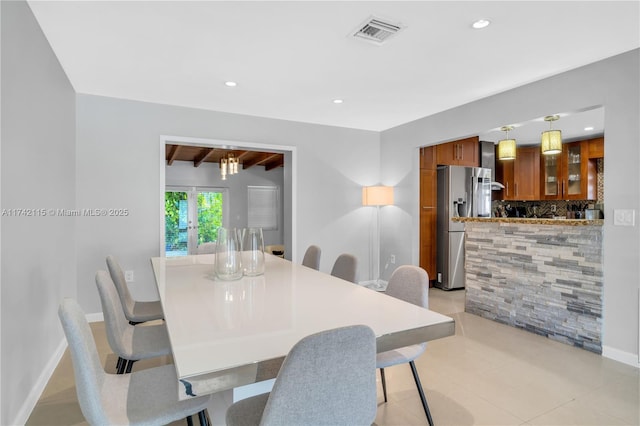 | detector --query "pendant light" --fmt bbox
[497,126,516,160]
[541,115,562,155]
[219,153,240,180]
[220,157,228,180]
